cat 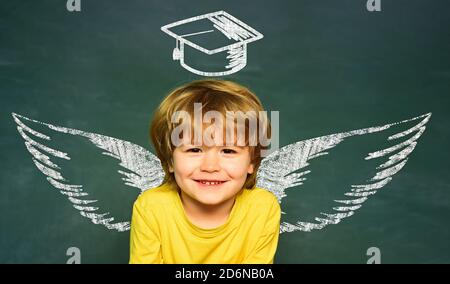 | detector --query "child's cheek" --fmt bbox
[173,155,197,176]
[222,160,249,179]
